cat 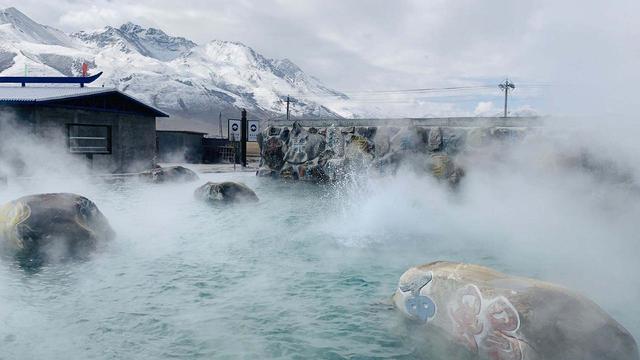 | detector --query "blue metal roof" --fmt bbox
[0,86,169,117]
[0,72,103,86]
